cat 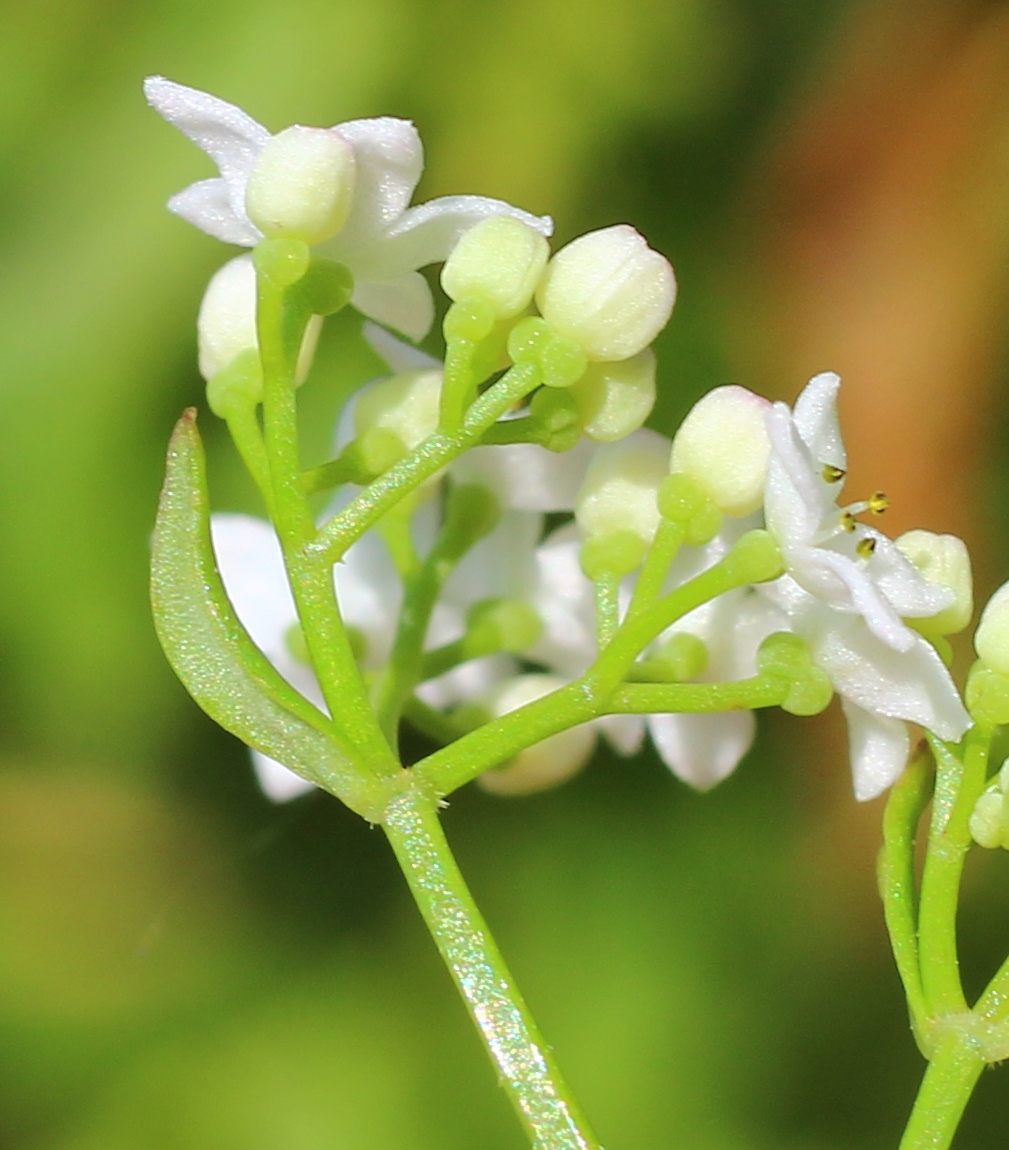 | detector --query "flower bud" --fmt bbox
[441,216,549,320]
[245,125,356,245]
[669,386,771,517]
[535,225,676,361]
[198,255,321,385]
[353,369,443,474]
[570,349,656,441]
[479,674,596,796]
[969,761,1009,850]
[575,428,670,545]
[895,530,973,635]
[975,580,1009,676]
